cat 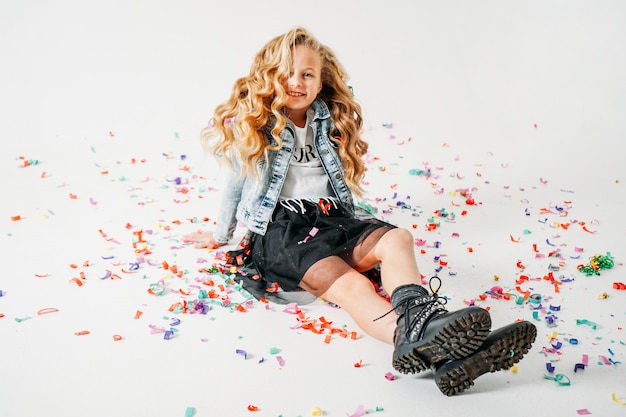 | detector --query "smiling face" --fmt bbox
[282,44,323,127]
